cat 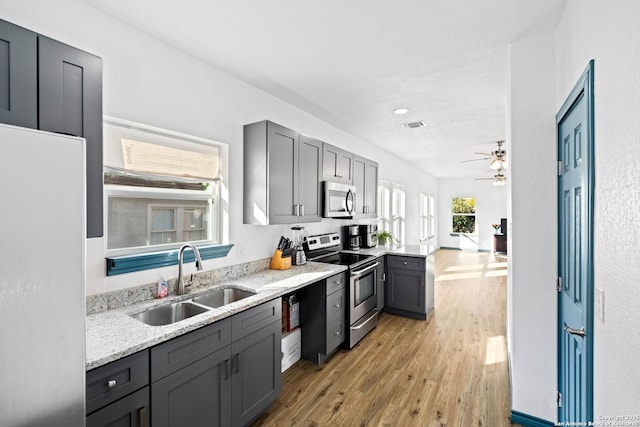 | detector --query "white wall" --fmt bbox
[507,33,558,420]
[555,0,640,417]
[509,0,640,420]
[1,0,437,295]
[437,178,507,251]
